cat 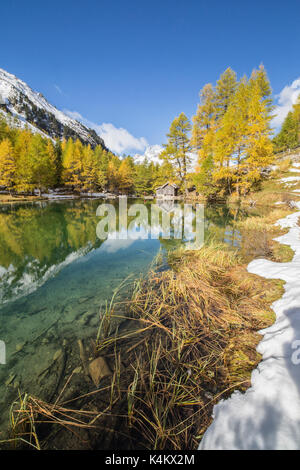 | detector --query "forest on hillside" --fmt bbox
[0,64,298,199]
[0,121,175,196]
